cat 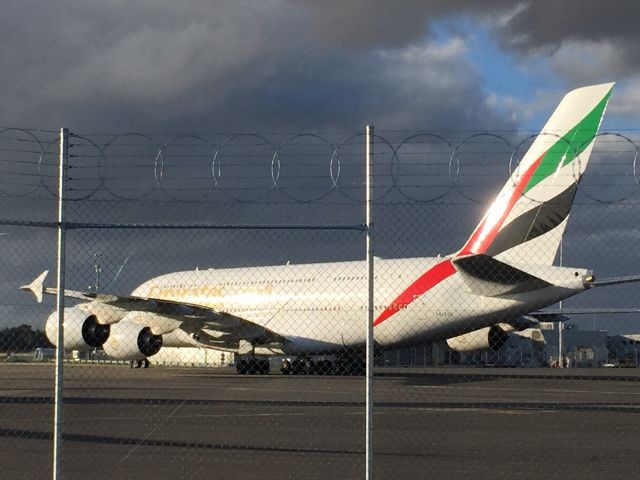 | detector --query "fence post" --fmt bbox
[53,127,69,480]
[365,124,374,480]
[558,237,563,368]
